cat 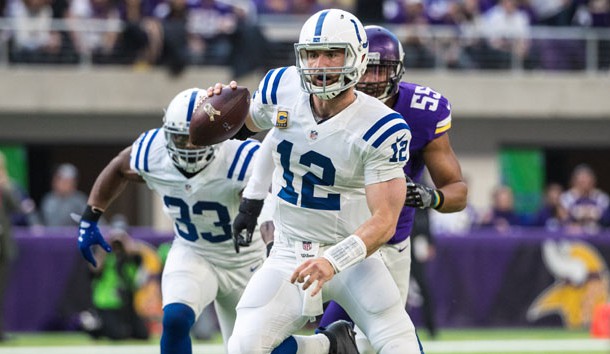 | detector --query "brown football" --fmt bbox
[189,86,251,146]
